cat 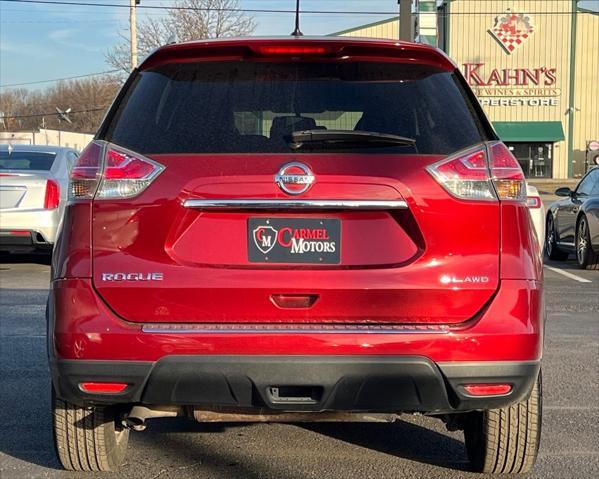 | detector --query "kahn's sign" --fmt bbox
[463,63,560,106]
